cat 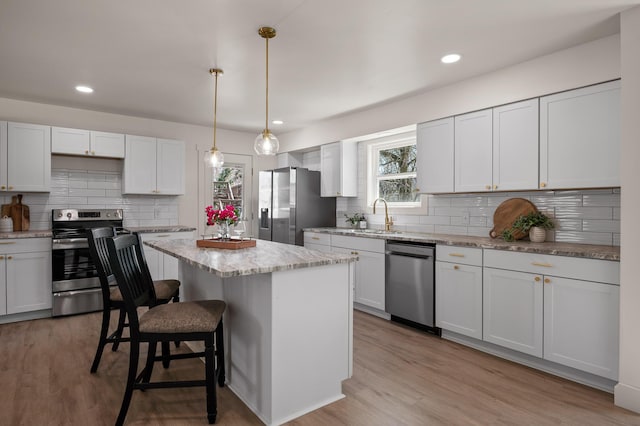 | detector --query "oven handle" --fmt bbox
[52,238,89,249]
[53,287,103,297]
